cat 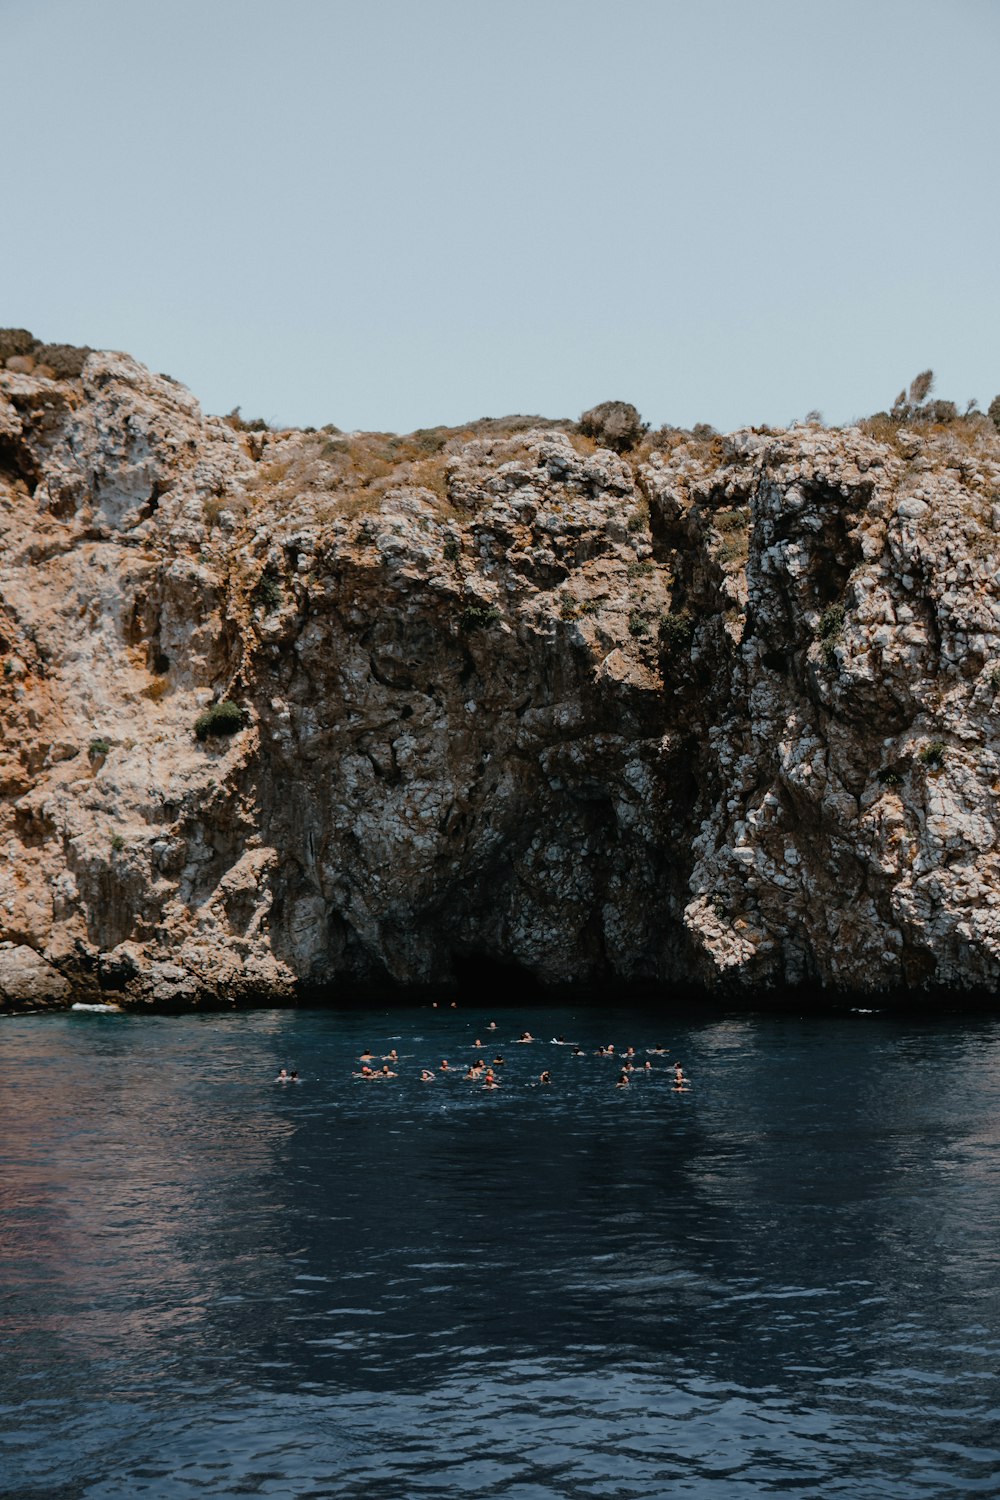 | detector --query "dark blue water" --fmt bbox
[2,1006,999,1499]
